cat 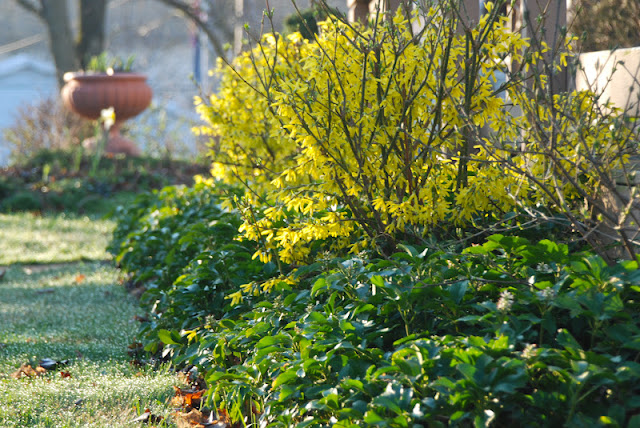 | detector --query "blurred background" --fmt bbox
[0,0,343,164]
